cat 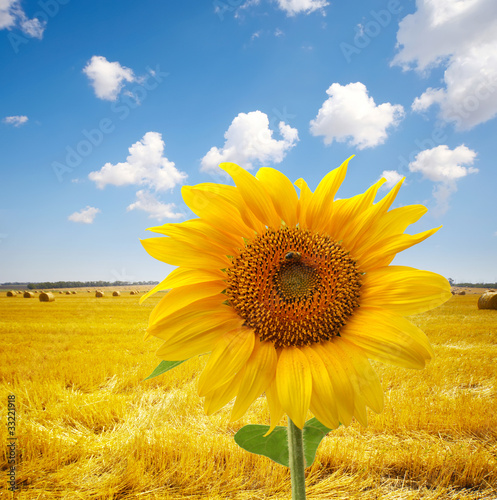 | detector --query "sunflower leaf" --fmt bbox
[234,418,333,467]
[143,359,187,380]
[302,418,333,466]
[234,425,290,467]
